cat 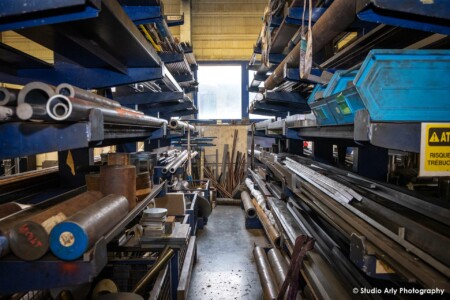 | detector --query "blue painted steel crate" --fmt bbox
[354,49,450,122]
